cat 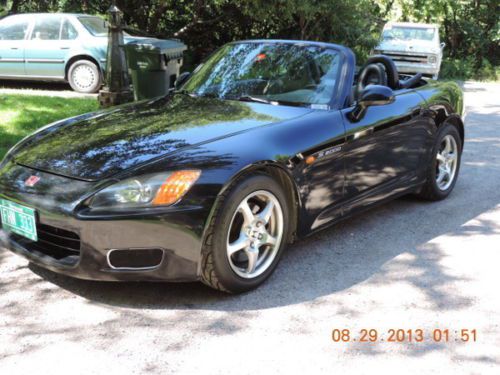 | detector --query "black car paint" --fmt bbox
[0,40,464,282]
